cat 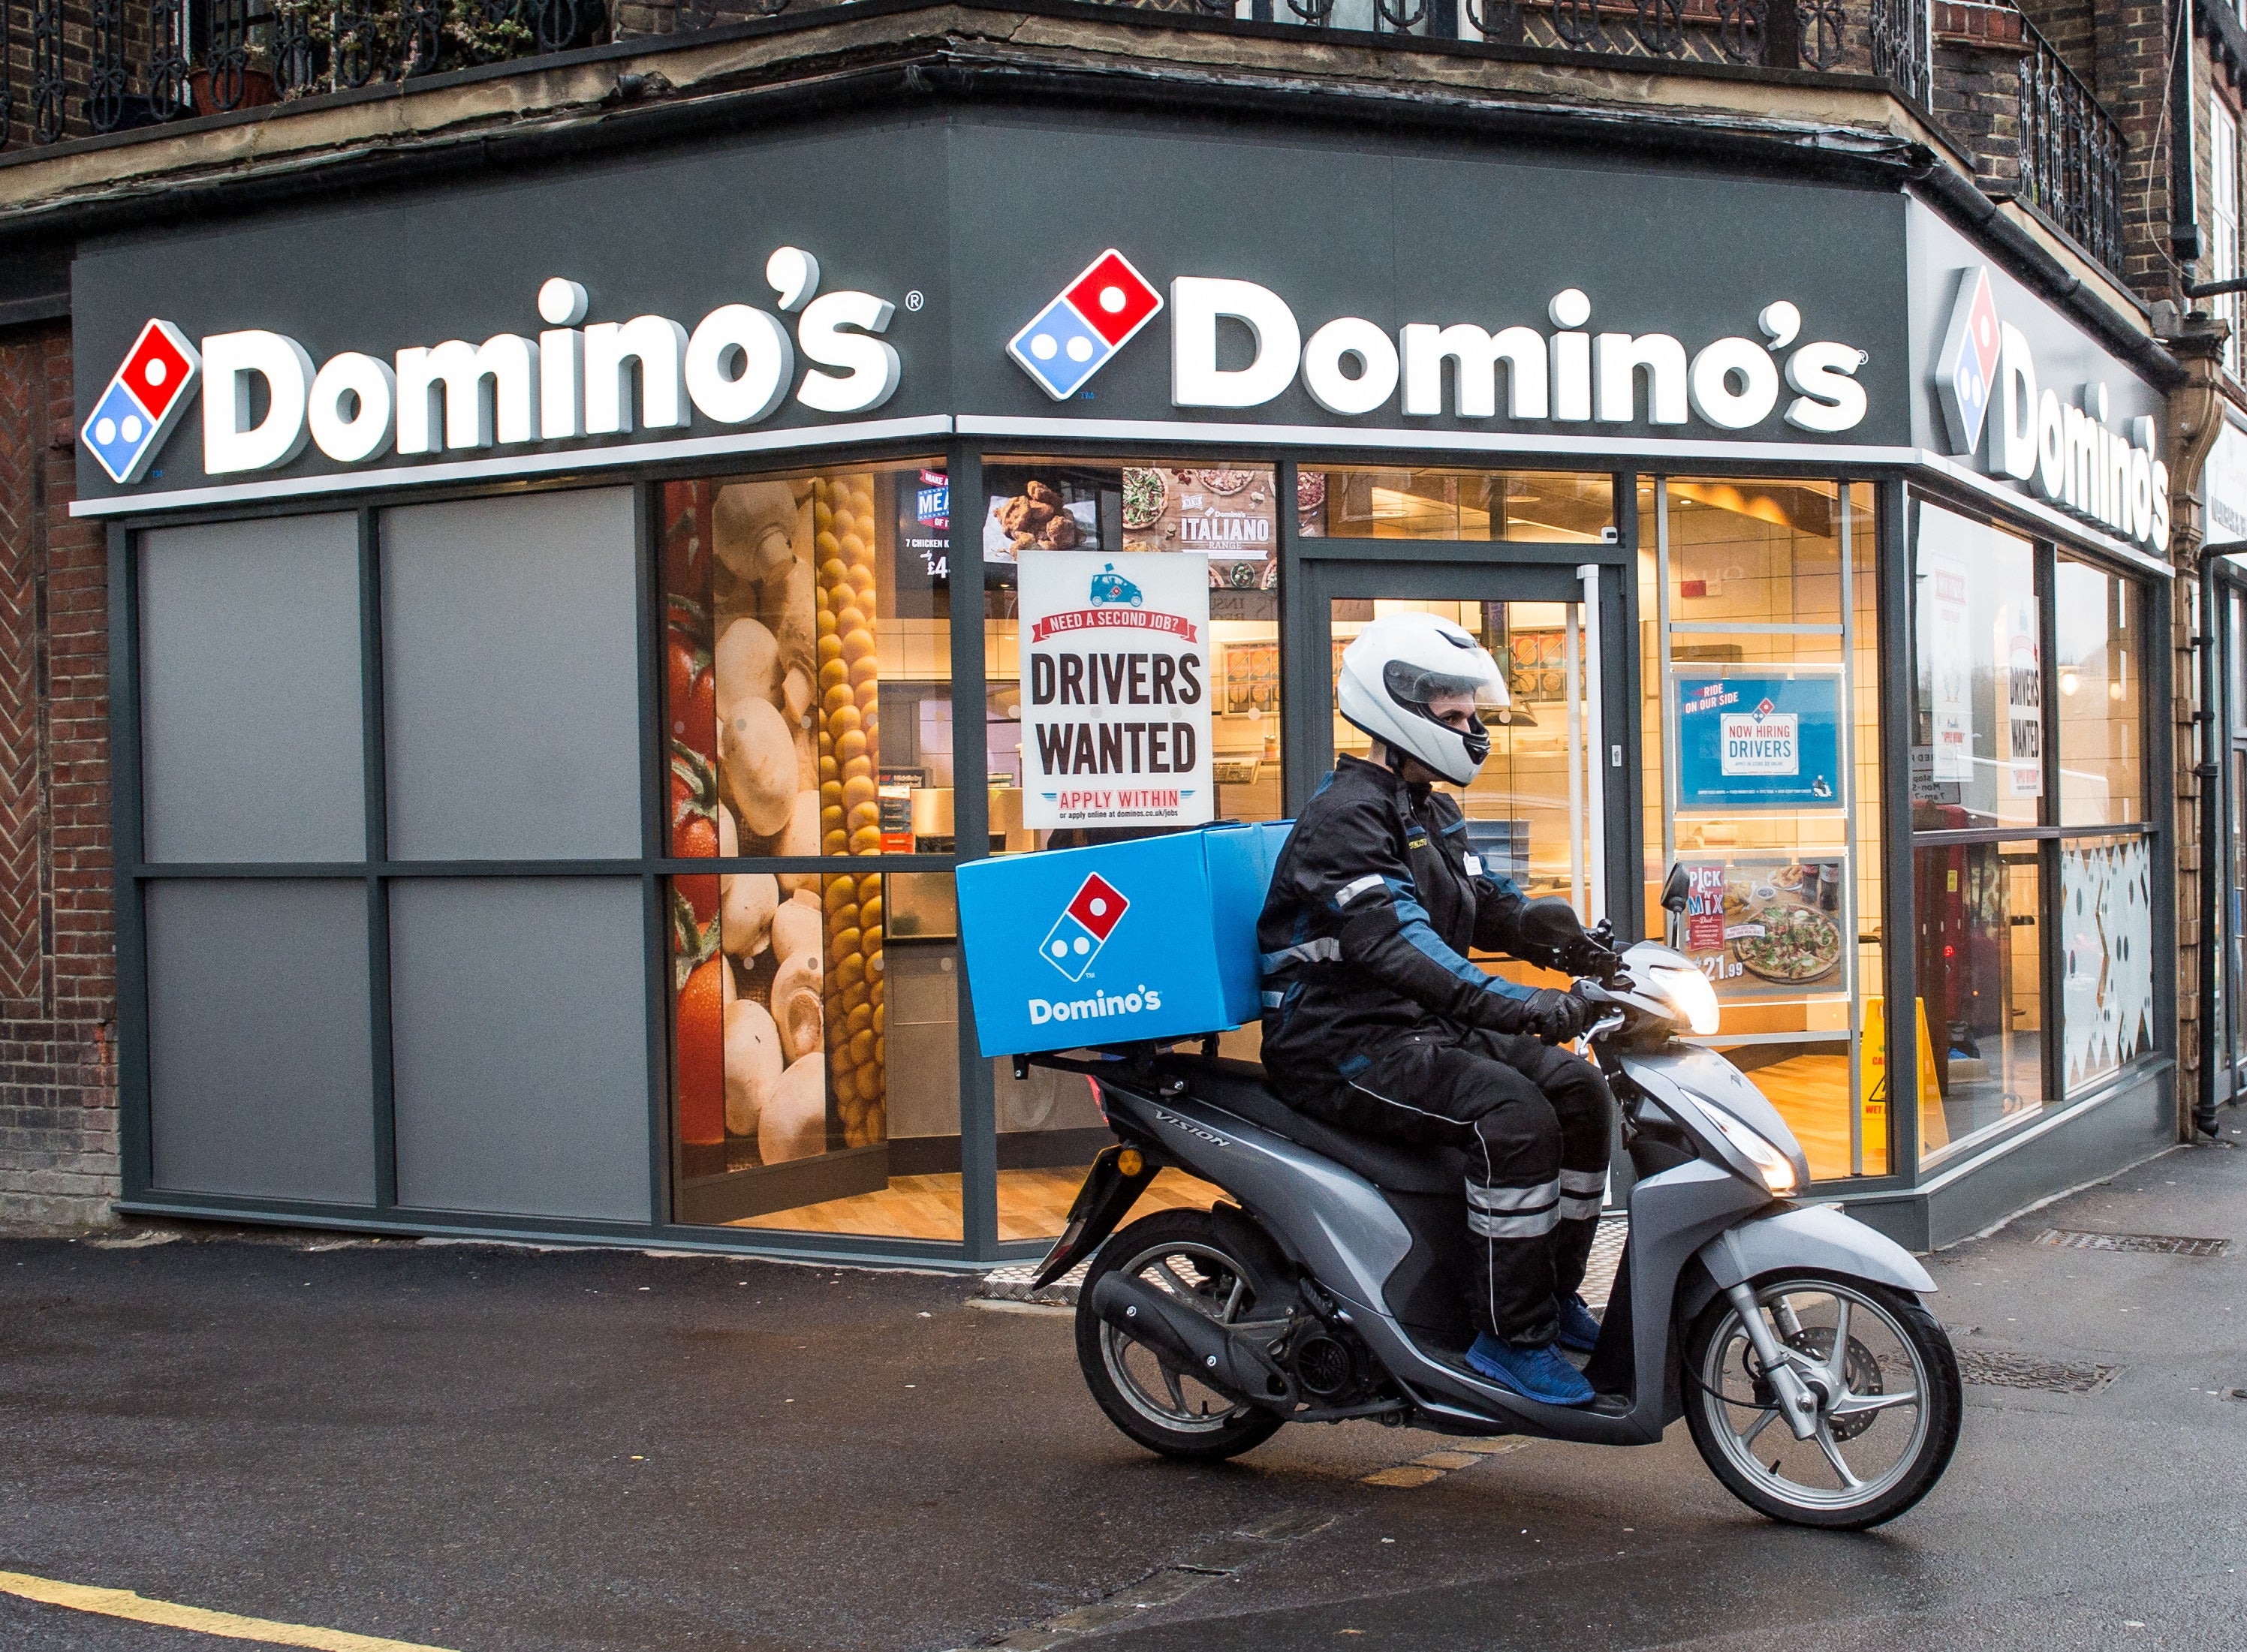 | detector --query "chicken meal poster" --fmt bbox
[1018,550,1213,829]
